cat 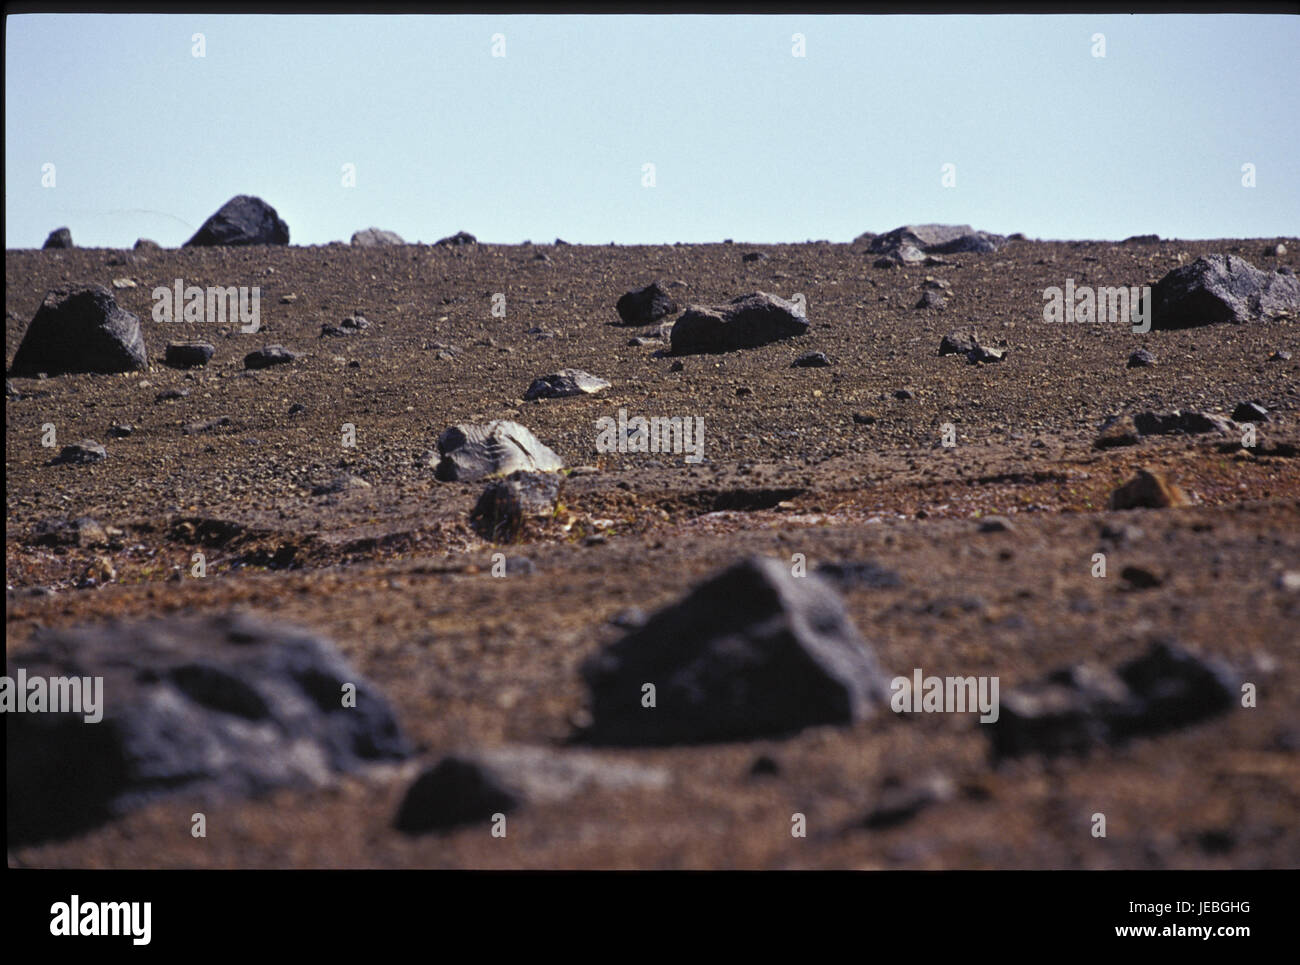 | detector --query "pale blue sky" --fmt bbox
[5,13,1297,247]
